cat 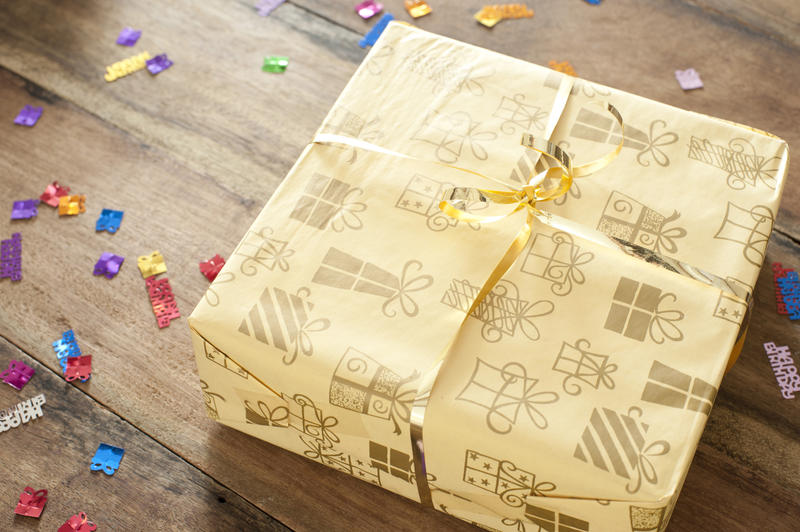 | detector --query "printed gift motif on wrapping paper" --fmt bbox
[641,361,717,415]
[520,231,594,296]
[396,173,485,232]
[329,347,419,435]
[597,191,686,254]
[544,72,610,99]
[442,279,554,342]
[629,506,667,532]
[319,106,384,164]
[203,338,248,379]
[552,339,616,396]
[525,503,590,532]
[713,277,750,324]
[412,110,497,164]
[457,359,559,434]
[238,286,330,365]
[312,247,433,318]
[234,226,294,275]
[493,94,547,135]
[573,406,671,494]
[688,136,780,190]
[604,277,684,343]
[713,202,774,267]
[568,106,678,167]
[463,450,556,507]
[398,44,493,95]
[369,440,414,483]
[200,379,226,420]
[289,172,366,232]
